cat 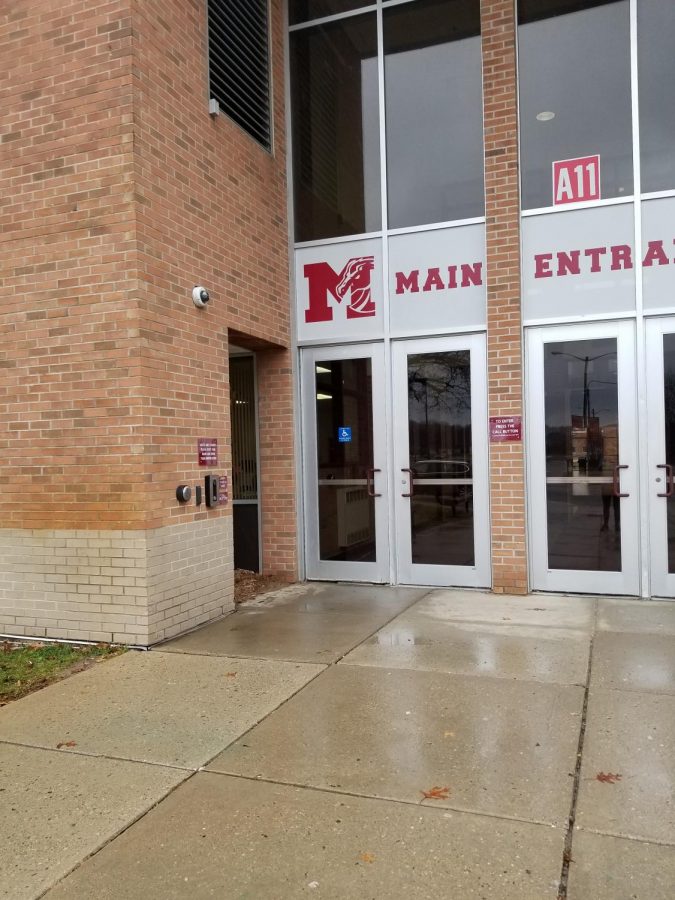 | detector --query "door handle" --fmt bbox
[366,467,381,498]
[401,468,415,498]
[613,464,629,498]
[657,463,673,498]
